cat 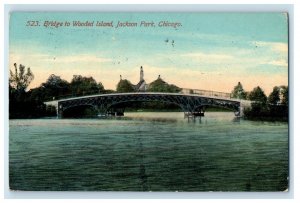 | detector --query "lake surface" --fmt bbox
[9,112,288,191]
